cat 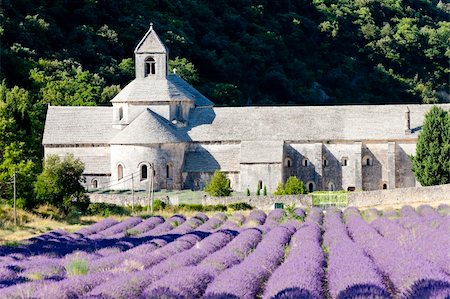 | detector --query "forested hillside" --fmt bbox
[0,0,449,204]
